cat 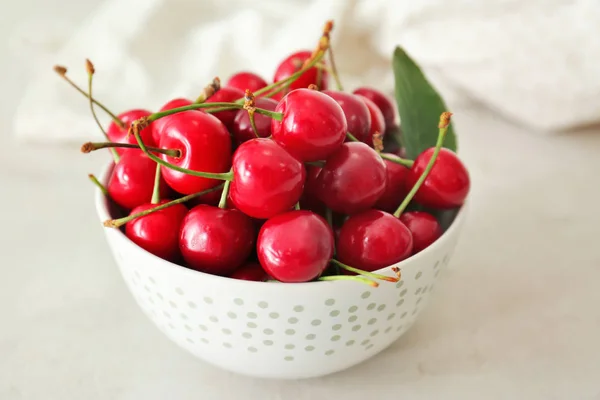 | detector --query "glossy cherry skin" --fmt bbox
[107,109,154,155]
[230,262,270,282]
[273,50,329,99]
[271,89,347,162]
[337,209,413,272]
[158,111,232,195]
[151,98,194,145]
[299,165,325,213]
[125,200,188,262]
[399,211,442,254]
[257,210,334,283]
[357,95,386,141]
[322,90,371,143]
[315,142,387,215]
[375,154,410,213]
[353,87,398,129]
[232,97,278,145]
[205,87,245,131]
[230,138,306,219]
[406,148,470,209]
[179,205,255,275]
[107,150,170,210]
[226,72,268,93]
